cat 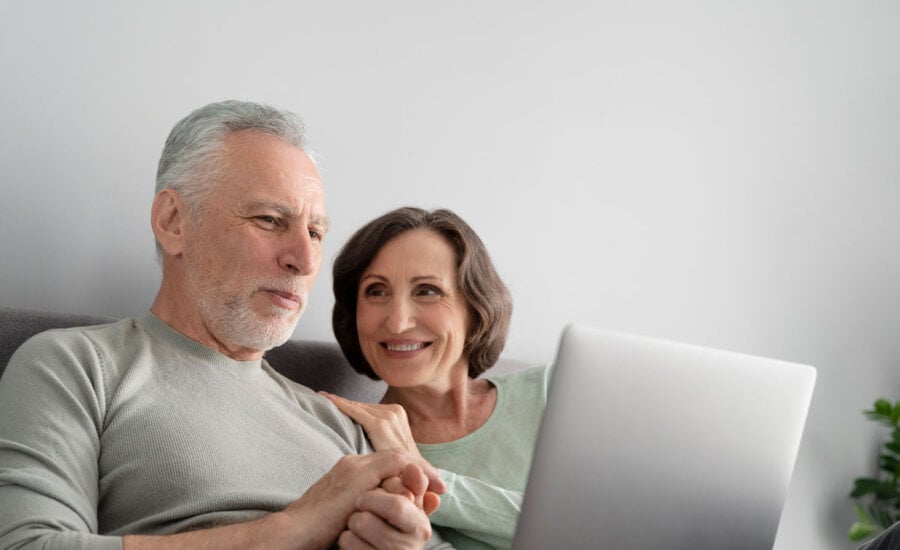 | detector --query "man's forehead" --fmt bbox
[216,131,326,206]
